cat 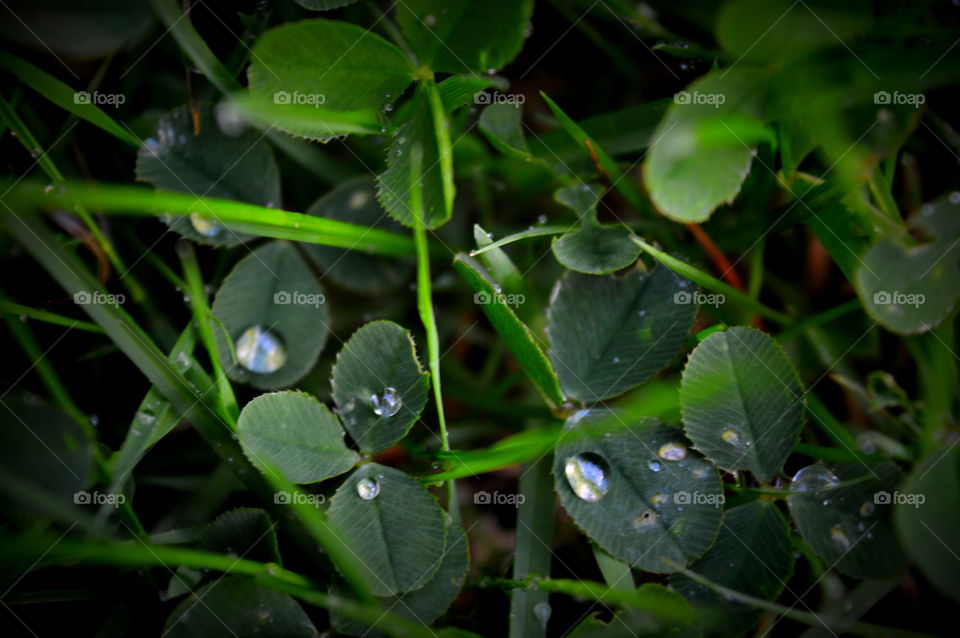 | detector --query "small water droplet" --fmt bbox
[830,525,851,550]
[633,509,658,529]
[236,325,287,374]
[190,212,221,237]
[424,14,437,27]
[658,442,688,461]
[950,191,960,205]
[721,428,743,447]
[533,601,551,629]
[536,214,547,225]
[648,460,662,472]
[650,492,668,505]
[564,454,608,502]
[859,501,875,517]
[371,387,402,417]
[357,477,380,500]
